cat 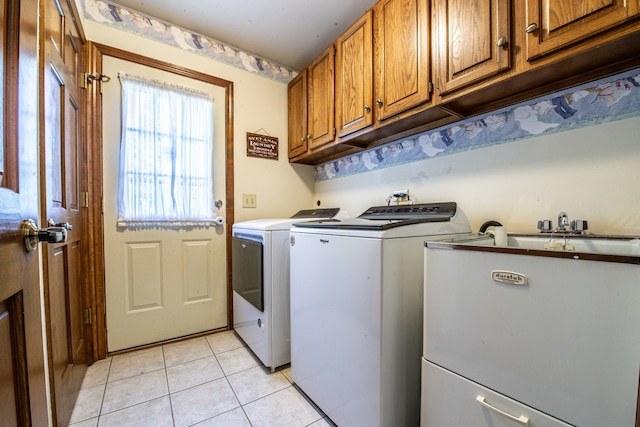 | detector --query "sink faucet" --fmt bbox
[538,212,588,234]
[557,212,569,231]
